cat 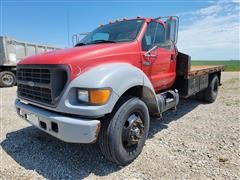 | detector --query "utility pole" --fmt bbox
[67,10,70,47]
